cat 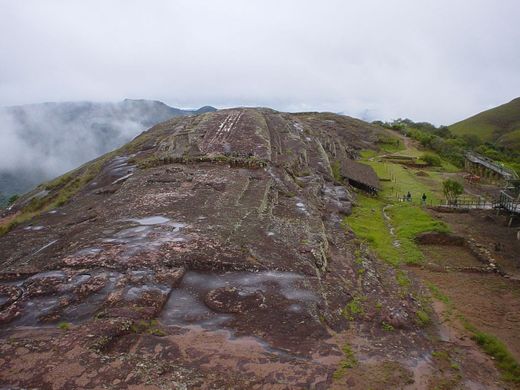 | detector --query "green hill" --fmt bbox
[449,97,520,150]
